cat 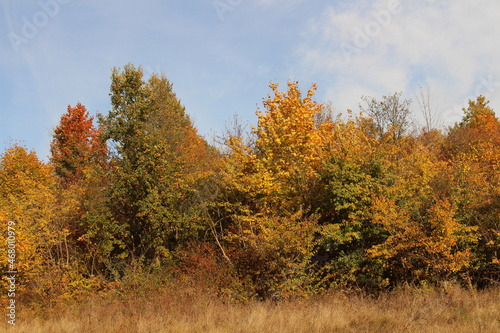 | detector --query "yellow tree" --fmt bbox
[222,82,330,298]
[0,145,68,302]
[361,124,480,286]
[246,81,333,210]
[368,196,478,284]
